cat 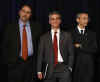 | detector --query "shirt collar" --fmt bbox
[51,29,60,33]
[51,28,60,34]
[77,26,85,33]
[19,19,30,28]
